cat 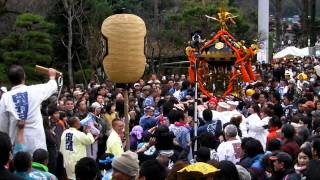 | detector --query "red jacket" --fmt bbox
[267,127,281,143]
[281,139,300,159]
